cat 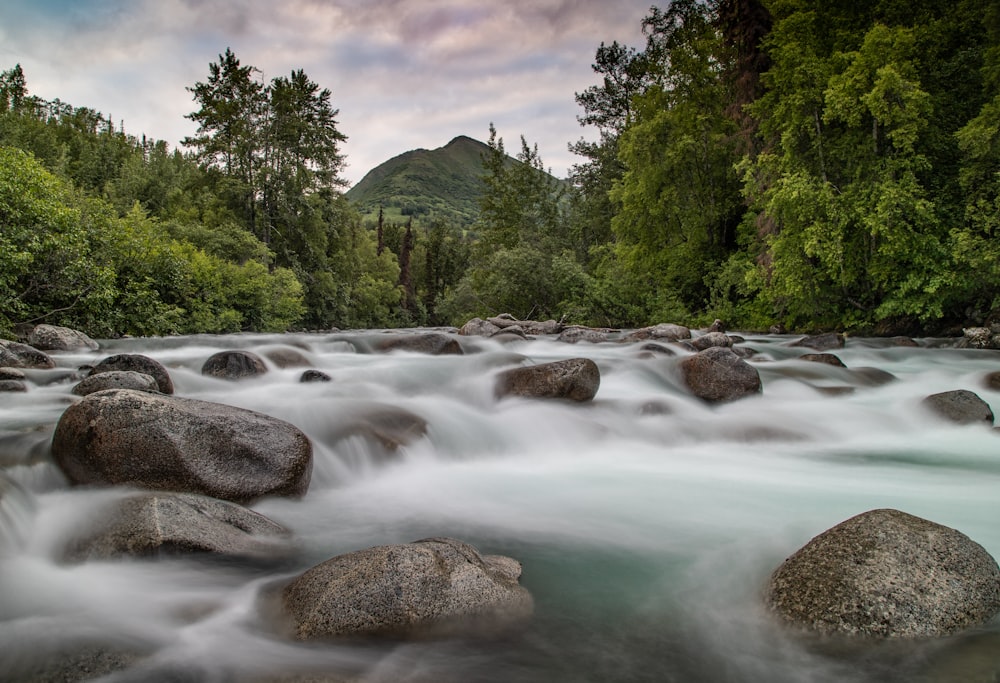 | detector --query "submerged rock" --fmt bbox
[51,389,312,503]
[679,347,761,403]
[27,324,99,352]
[799,353,846,367]
[65,491,290,561]
[72,370,160,396]
[375,333,463,355]
[495,358,600,402]
[0,340,54,369]
[766,509,1000,638]
[90,354,173,394]
[262,346,312,369]
[0,380,27,393]
[280,537,533,640]
[299,369,332,383]
[922,389,995,425]
[201,350,269,380]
